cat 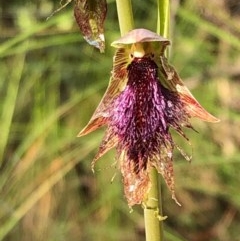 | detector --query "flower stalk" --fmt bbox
[117,0,166,240]
[115,0,134,35]
[144,169,165,241]
[157,0,170,37]
[144,1,170,240]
